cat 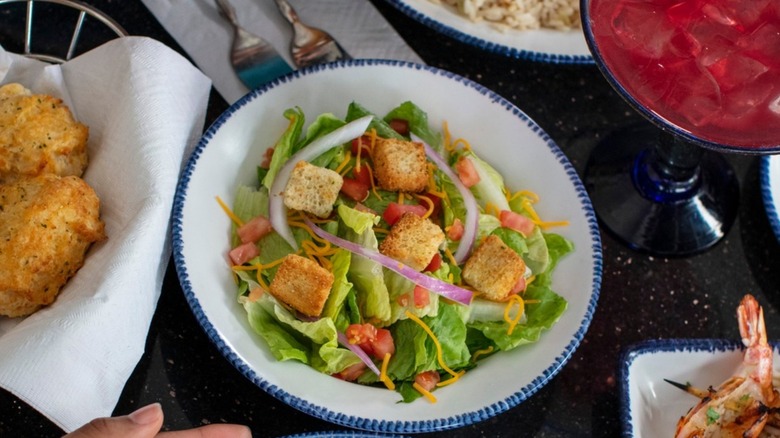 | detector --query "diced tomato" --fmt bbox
[334,362,366,381]
[511,276,527,295]
[424,253,442,272]
[345,323,394,360]
[371,329,395,359]
[237,215,272,244]
[418,192,442,218]
[351,135,372,156]
[383,202,428,226]
[447,218,464,241]
[352,166,372,186]
[389,118,410,136]
[413,285,430,308]
[228,241,259,265]
[346,323,378,346]
[341,177,370,202]
[500,210,535,236]
[455,157,481,188]
[414,370,440,392]
[260,147,275,169]
[396,293,410,307]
